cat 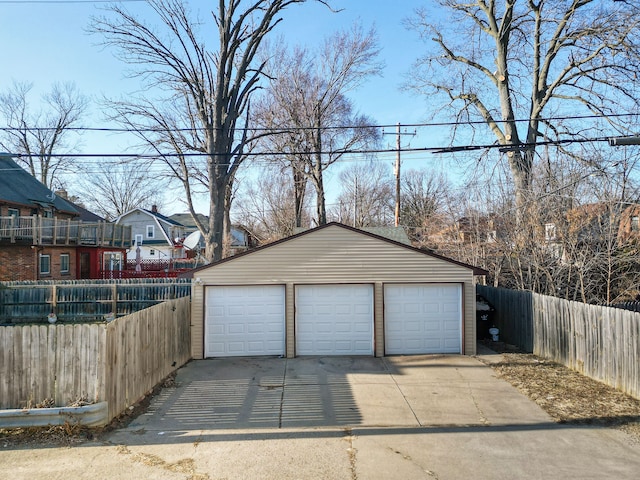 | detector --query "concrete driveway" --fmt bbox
[2,354,640,479]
